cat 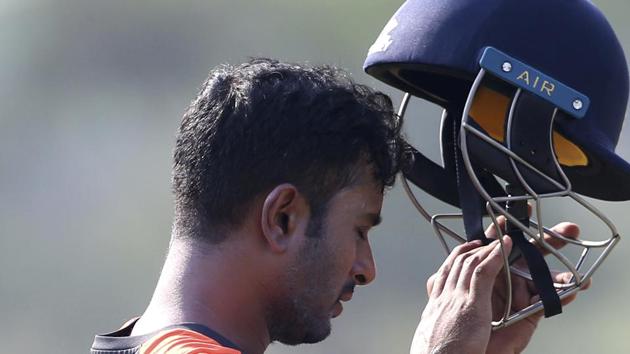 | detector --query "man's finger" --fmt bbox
[534,222,580,255]
[429,240,482,298]
[484,215,507,239]
[554,271,592,291]
[484,208,578,256]
[456,241,502,291]
[445,246,486,292]
[470,236,513,302]
[527,271,592,307]
[511,222,581,270]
